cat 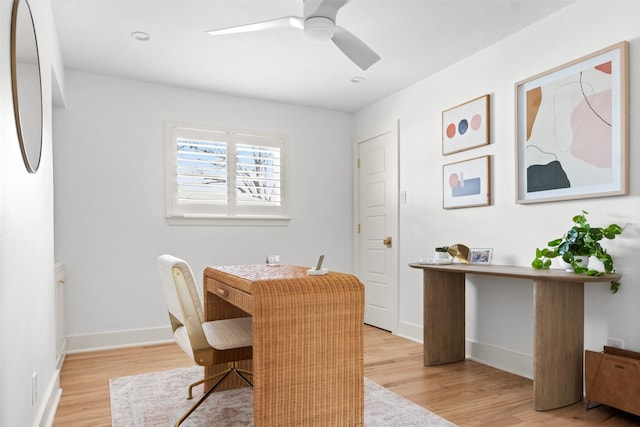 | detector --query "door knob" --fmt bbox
[383,237,392,248]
